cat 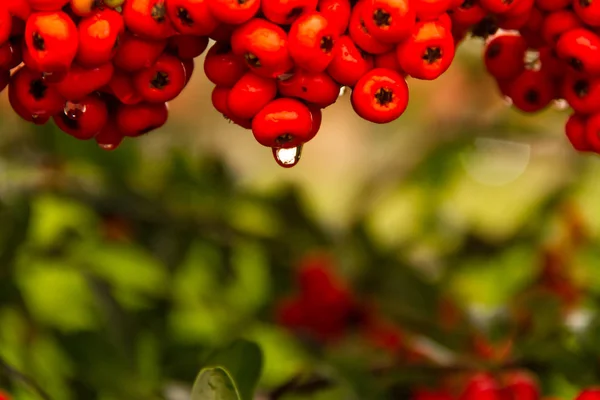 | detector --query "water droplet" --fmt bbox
[524,49,541,70]
[553,98,569,111]
[272,145,303,168]
[503,96,513,107]
[338,86,347,97]
[277,72,294,81]
[98,143,116,151]
[64,101,86,119]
